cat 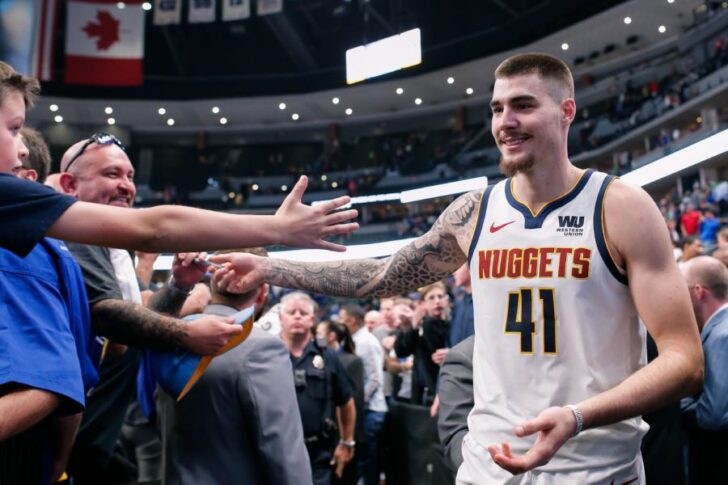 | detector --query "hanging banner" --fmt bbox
[222,0,250,21]
[189,0,216,23]
[65,0,145,86]
[153,0,181,25]
[257,0,282,16]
